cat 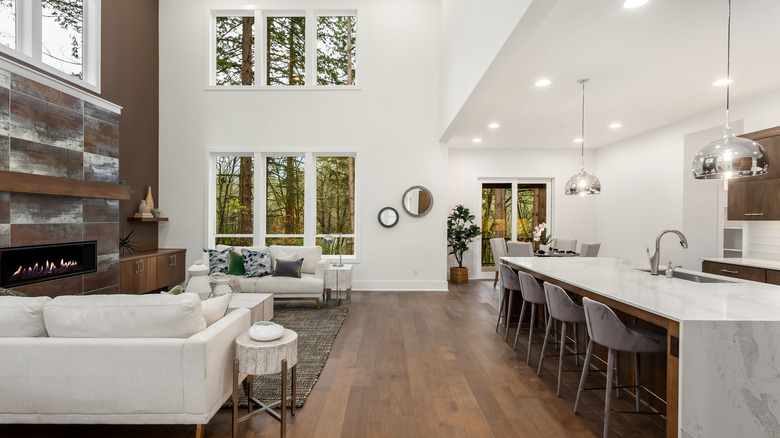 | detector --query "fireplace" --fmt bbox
[0,241,98,288]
